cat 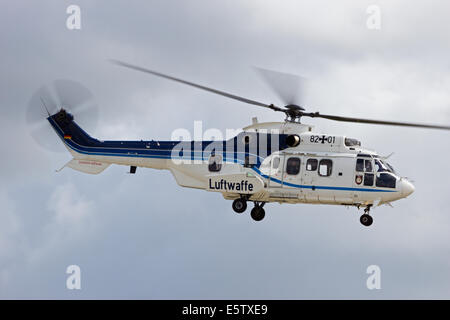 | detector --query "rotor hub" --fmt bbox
[283,104,305,122]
